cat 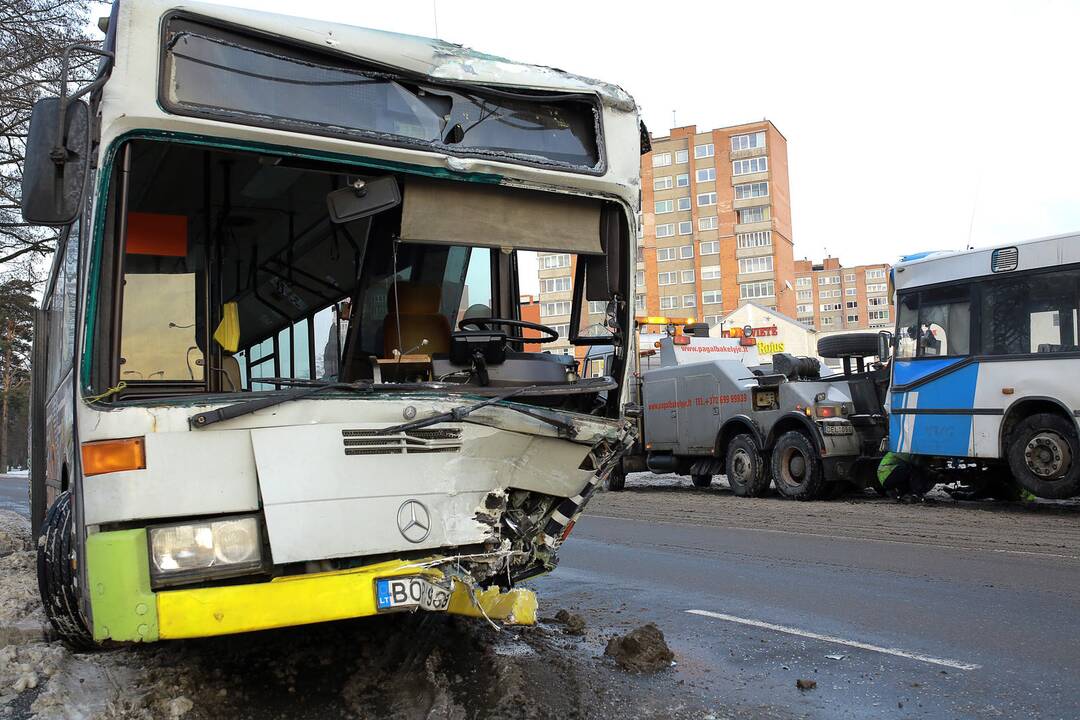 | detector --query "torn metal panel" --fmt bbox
[538,421,637,551]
